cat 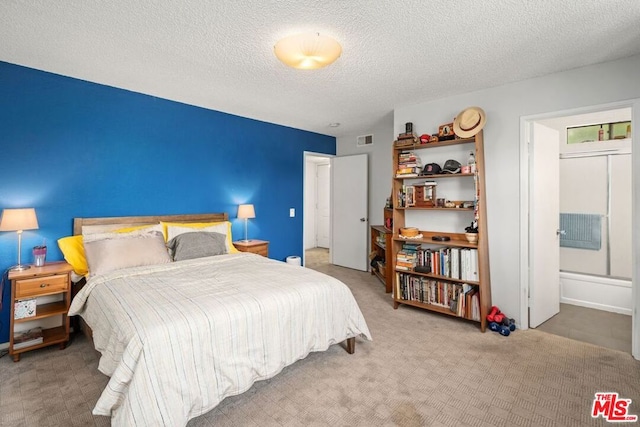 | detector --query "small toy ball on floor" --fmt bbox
[489,321,510,336]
